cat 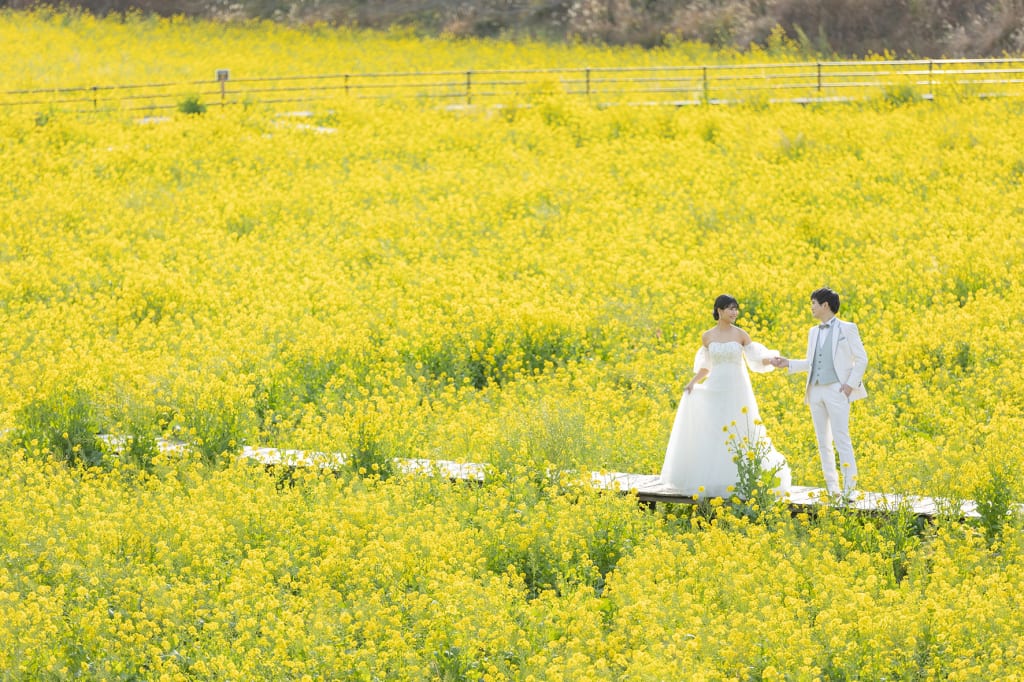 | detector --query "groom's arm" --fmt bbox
[780,332,811,374]
[773,330,812,373]
[769,356,808,372]
[787,358,809,374]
